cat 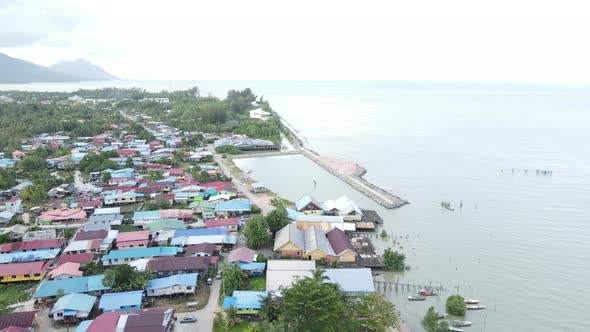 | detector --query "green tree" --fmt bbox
[421,306,440,332]
[103,265,155,292]
[0,169,17,190]
[82,261,104,276]
[383,247,406,271]
[222,263,245,295]
[21,185,47,202]
[18,155,46,173]
[351,293,400,332]
[446,294,466,316]
[225,306,238,328]
[0,235,11,244]
[265,207,289,236]
[63,228,75,239]
[243,215,270,249]
[124,157,135,168]
[380,229,387,238]
[259,293,280,322]
[101,172,112,183]
[280,274,352,332]
[147,171,164,180]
